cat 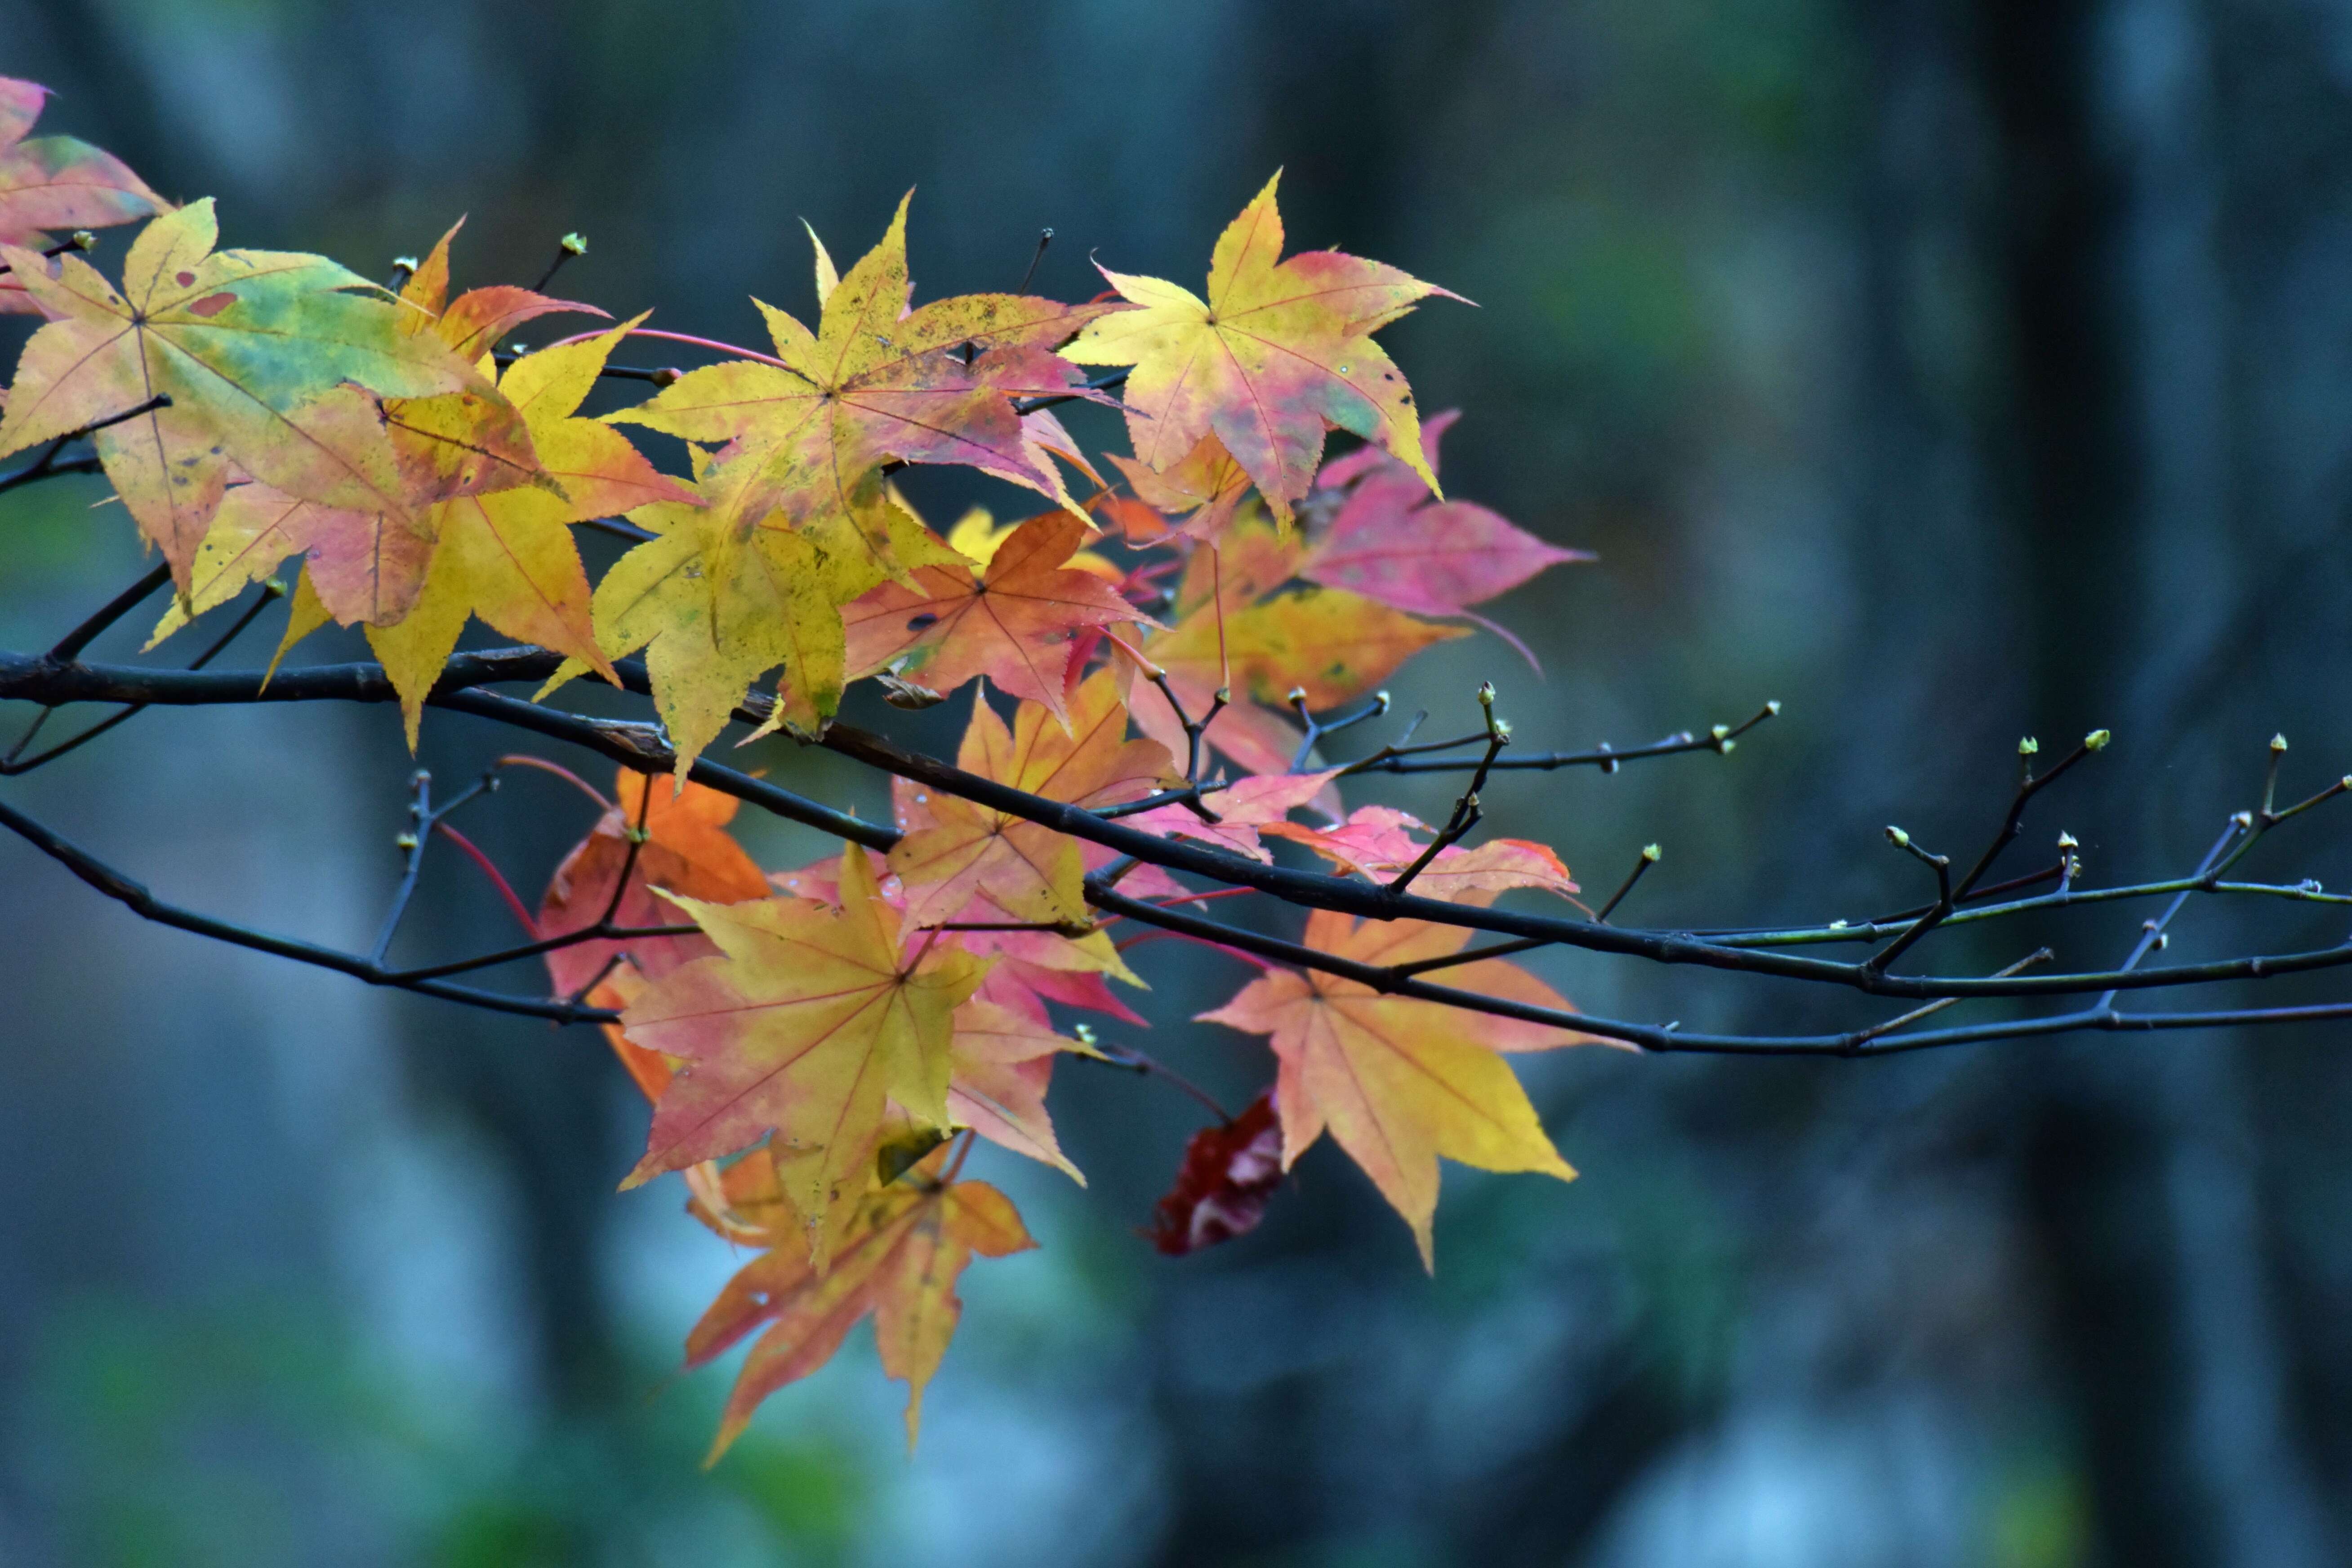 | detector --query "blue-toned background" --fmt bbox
[6,1,2352,1563]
